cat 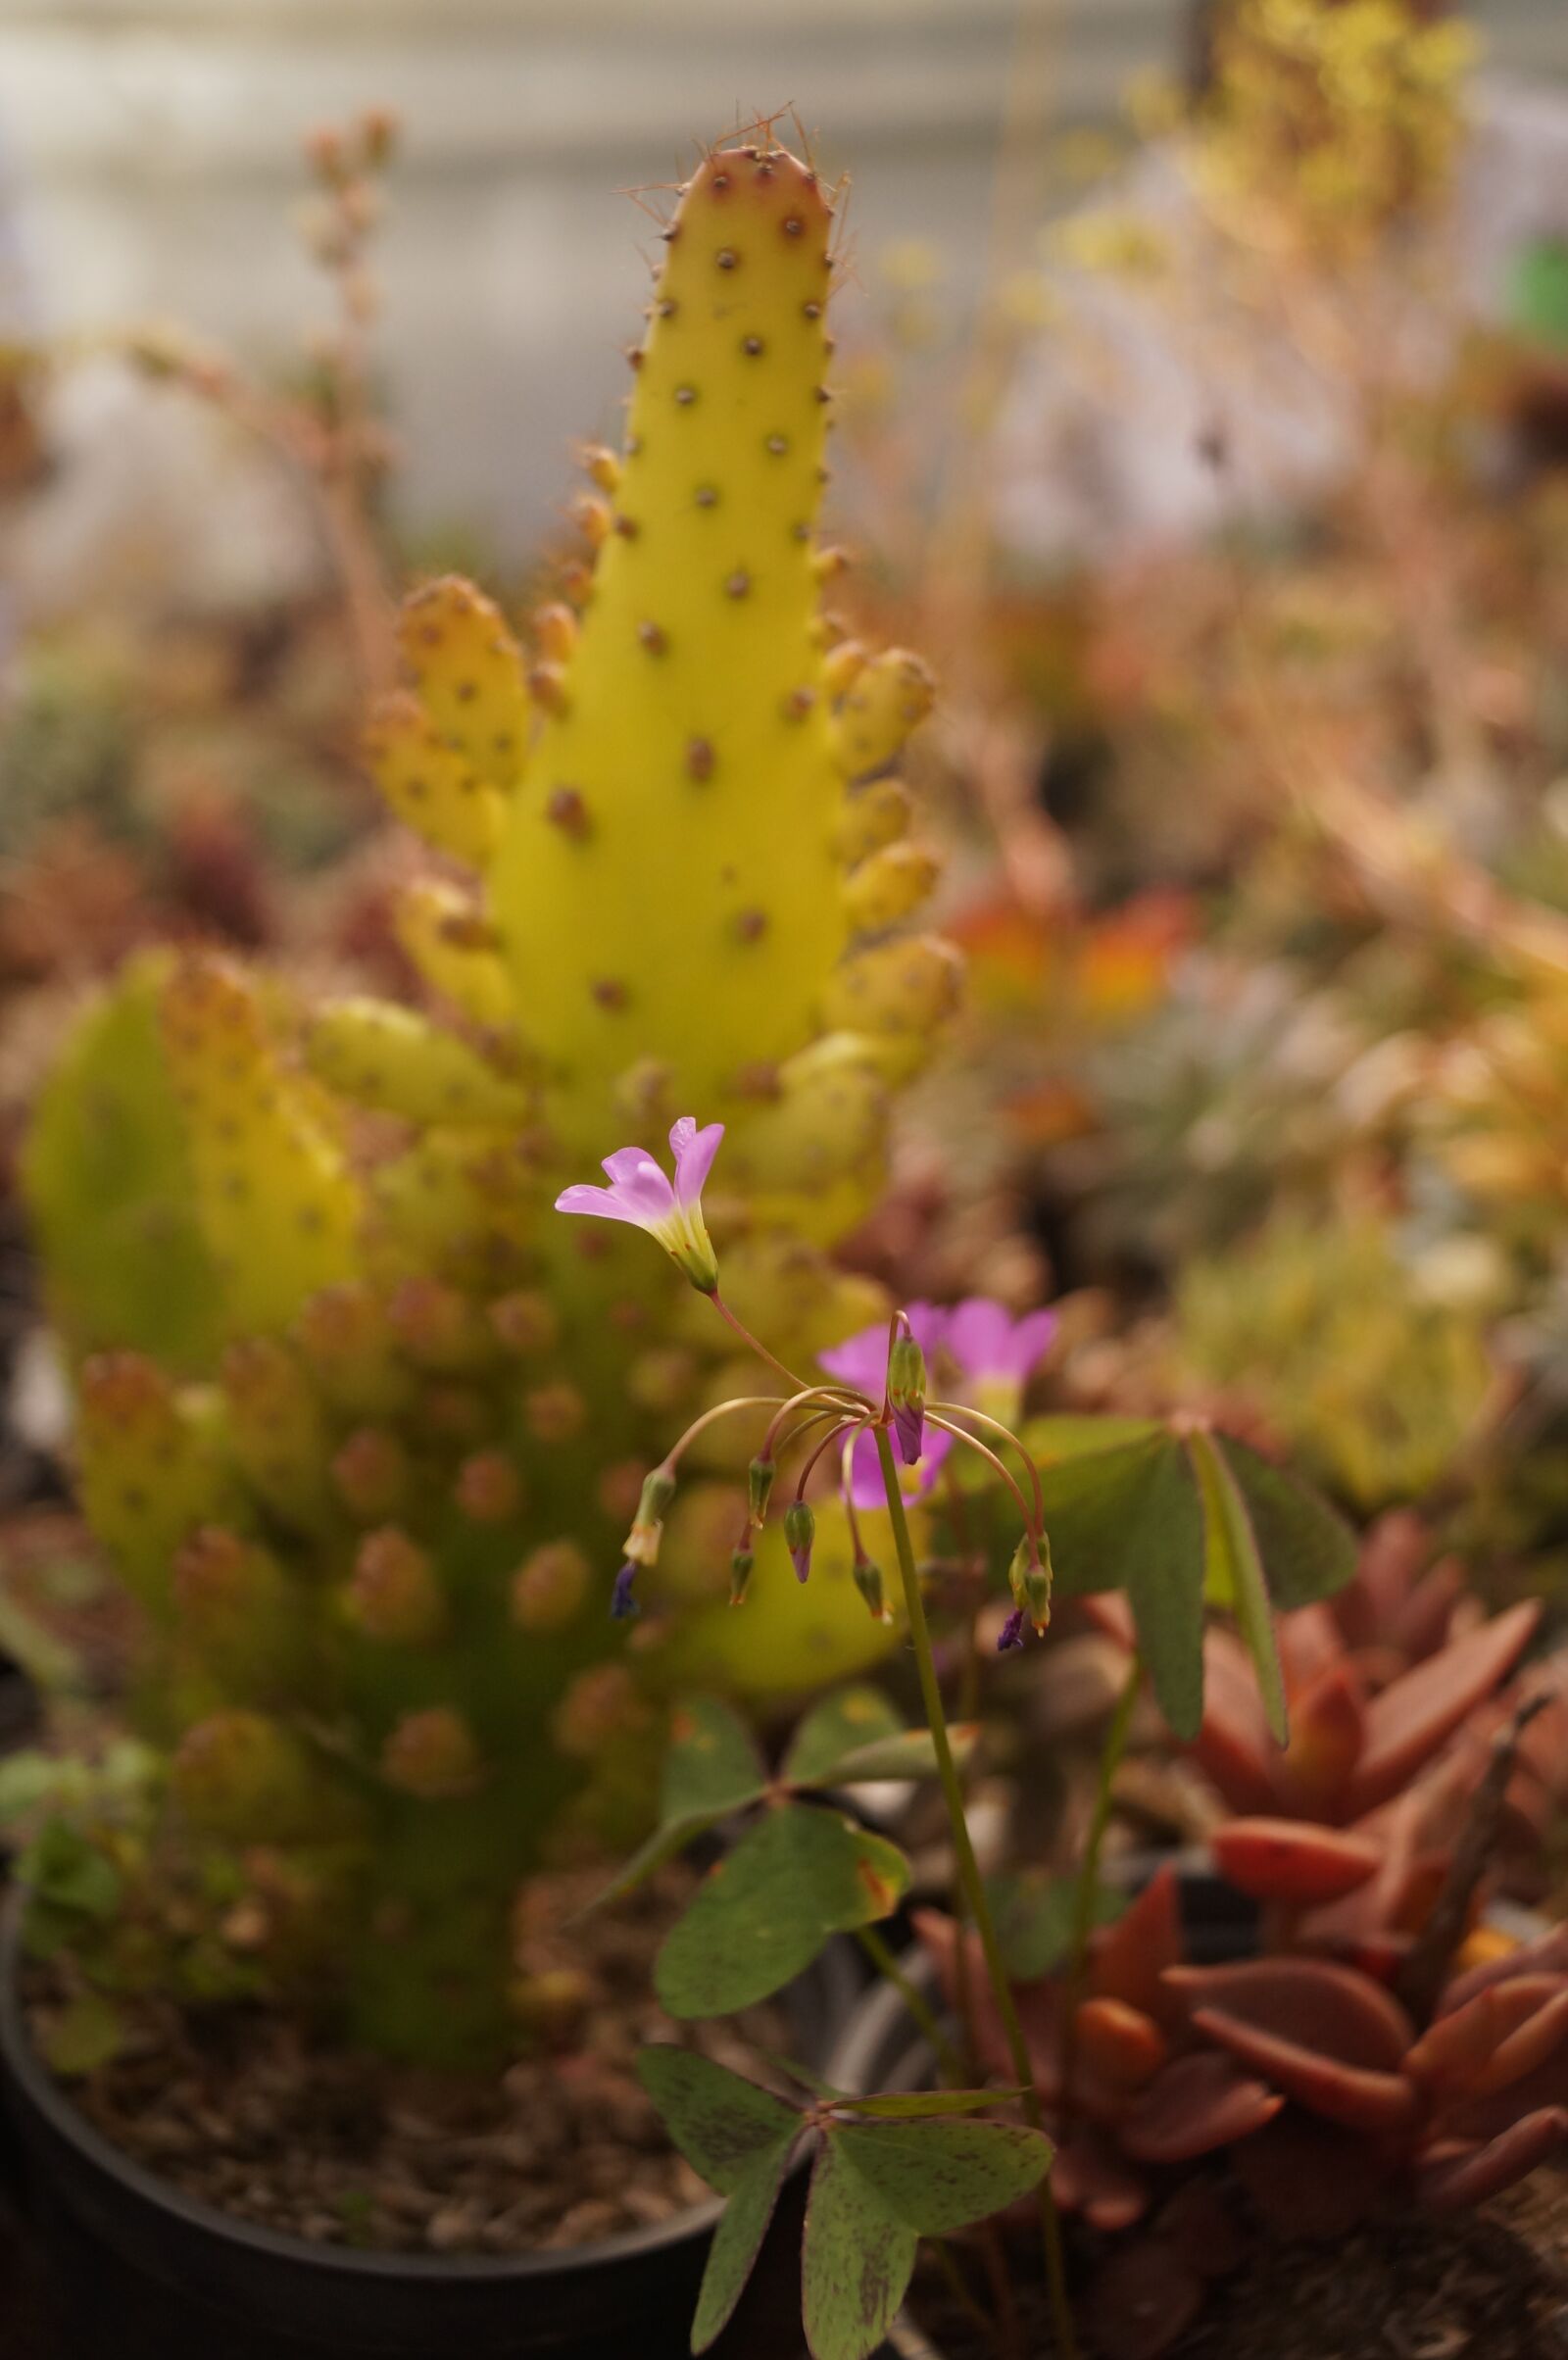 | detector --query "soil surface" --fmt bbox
[24,1865,785,2257]
[909,2172,1568,2359]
